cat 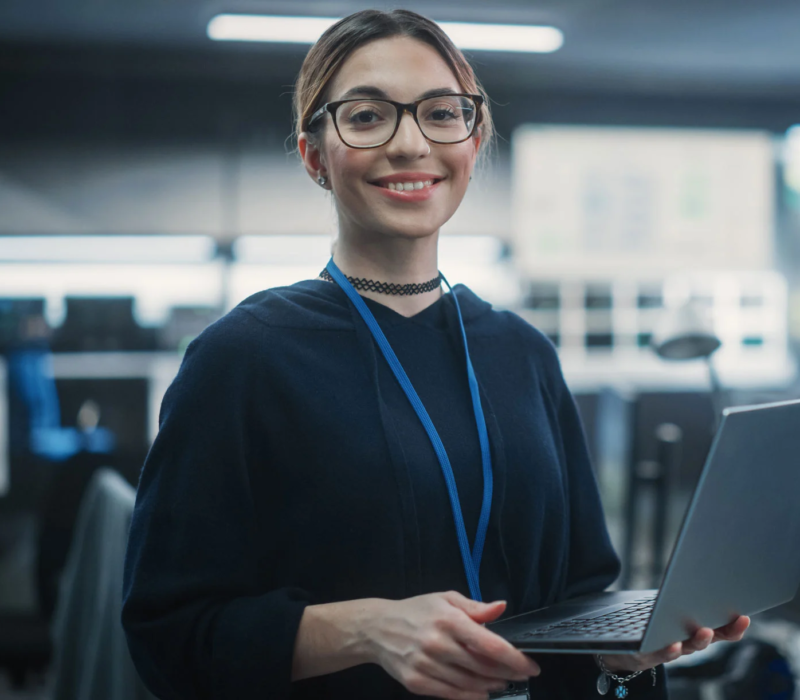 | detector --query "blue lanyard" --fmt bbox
[326,258,493,601]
